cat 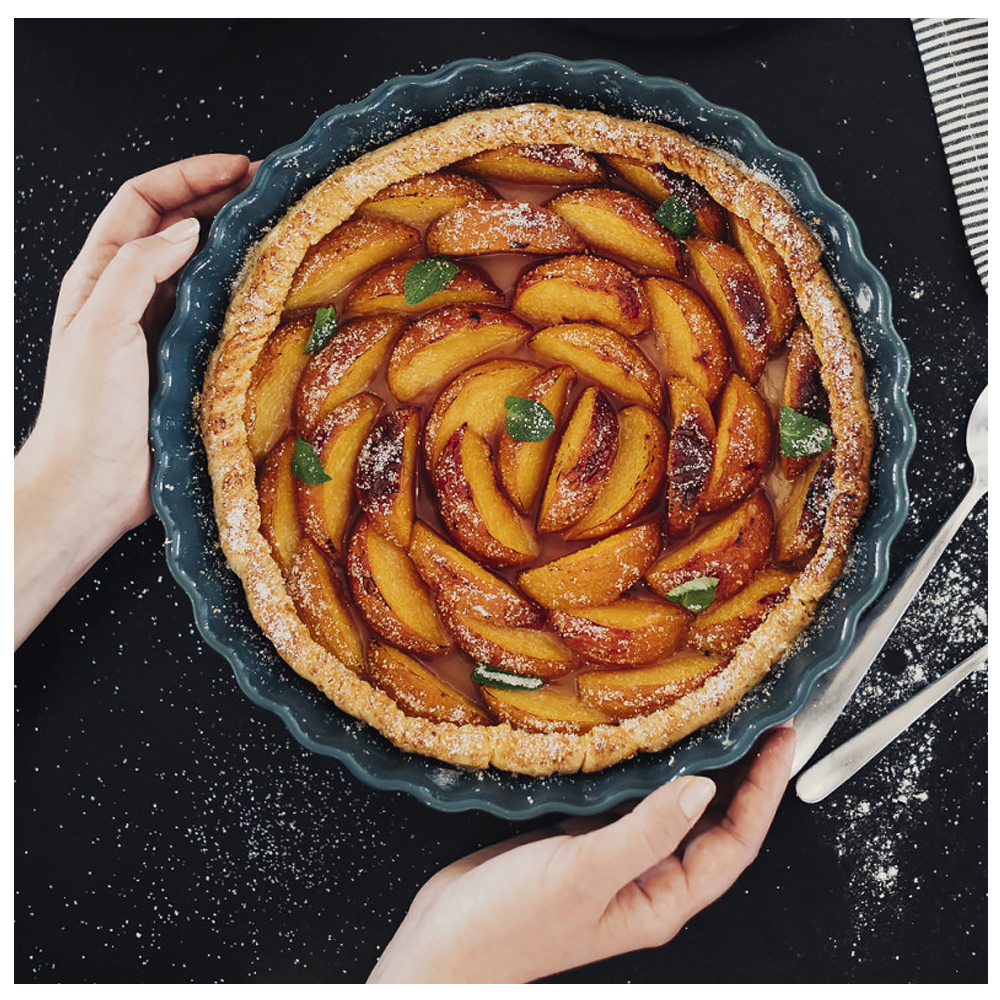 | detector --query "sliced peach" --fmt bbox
[517,519,662,610]
[357,171,494,227]
[433,423,539,568]
[781,320,830,477]
[601,154,727,240]
[365,639,490,726]
[407,521,544,629]
[536,386,618,534]
[550,596,688,666]
[645,492,774,603]
[775,448,836,566]
[257,435,304,575]
[548,187,684,278]
[729,213,798,349]
[426,200,586,256]
[512,255,650,338]
[455,143,607,186]
[355,406,420,549]
[386,304,533,402]
[481,685,612,734]
[286,538,364,674]
[687,567,797,655]
[244,316,312,461]
[285,216,419,312]
[346,517,451,658]
[423,358,542,474]
[295,393,383,560]
[527,322,664,410]
[577,651,724,719]
[567,404,667,541]
[700,374,774,514]
[664,377,717,537]
[644,276,730,404]
[343,258,503,318]
[293,313,404,437]
[687,238,772,384]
